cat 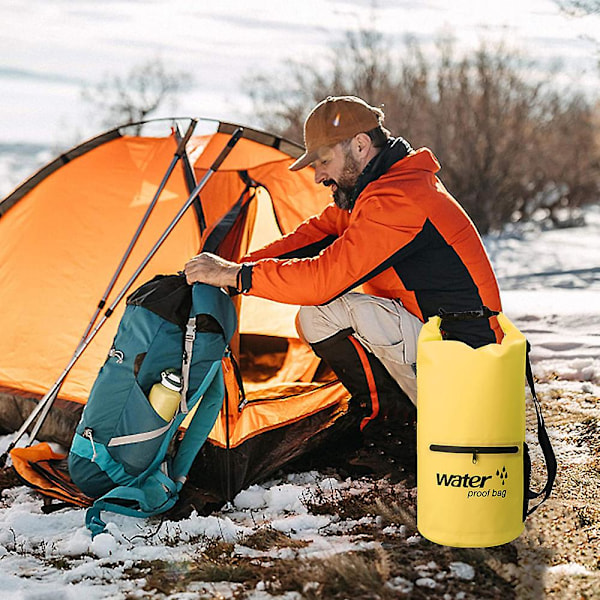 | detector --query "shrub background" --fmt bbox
[247,29,600,234]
